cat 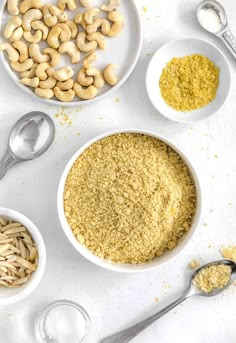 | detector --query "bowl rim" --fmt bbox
[146,36,231,124]
[0,0,143,107]
[0,207,46,305]
[57,129,203,273]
